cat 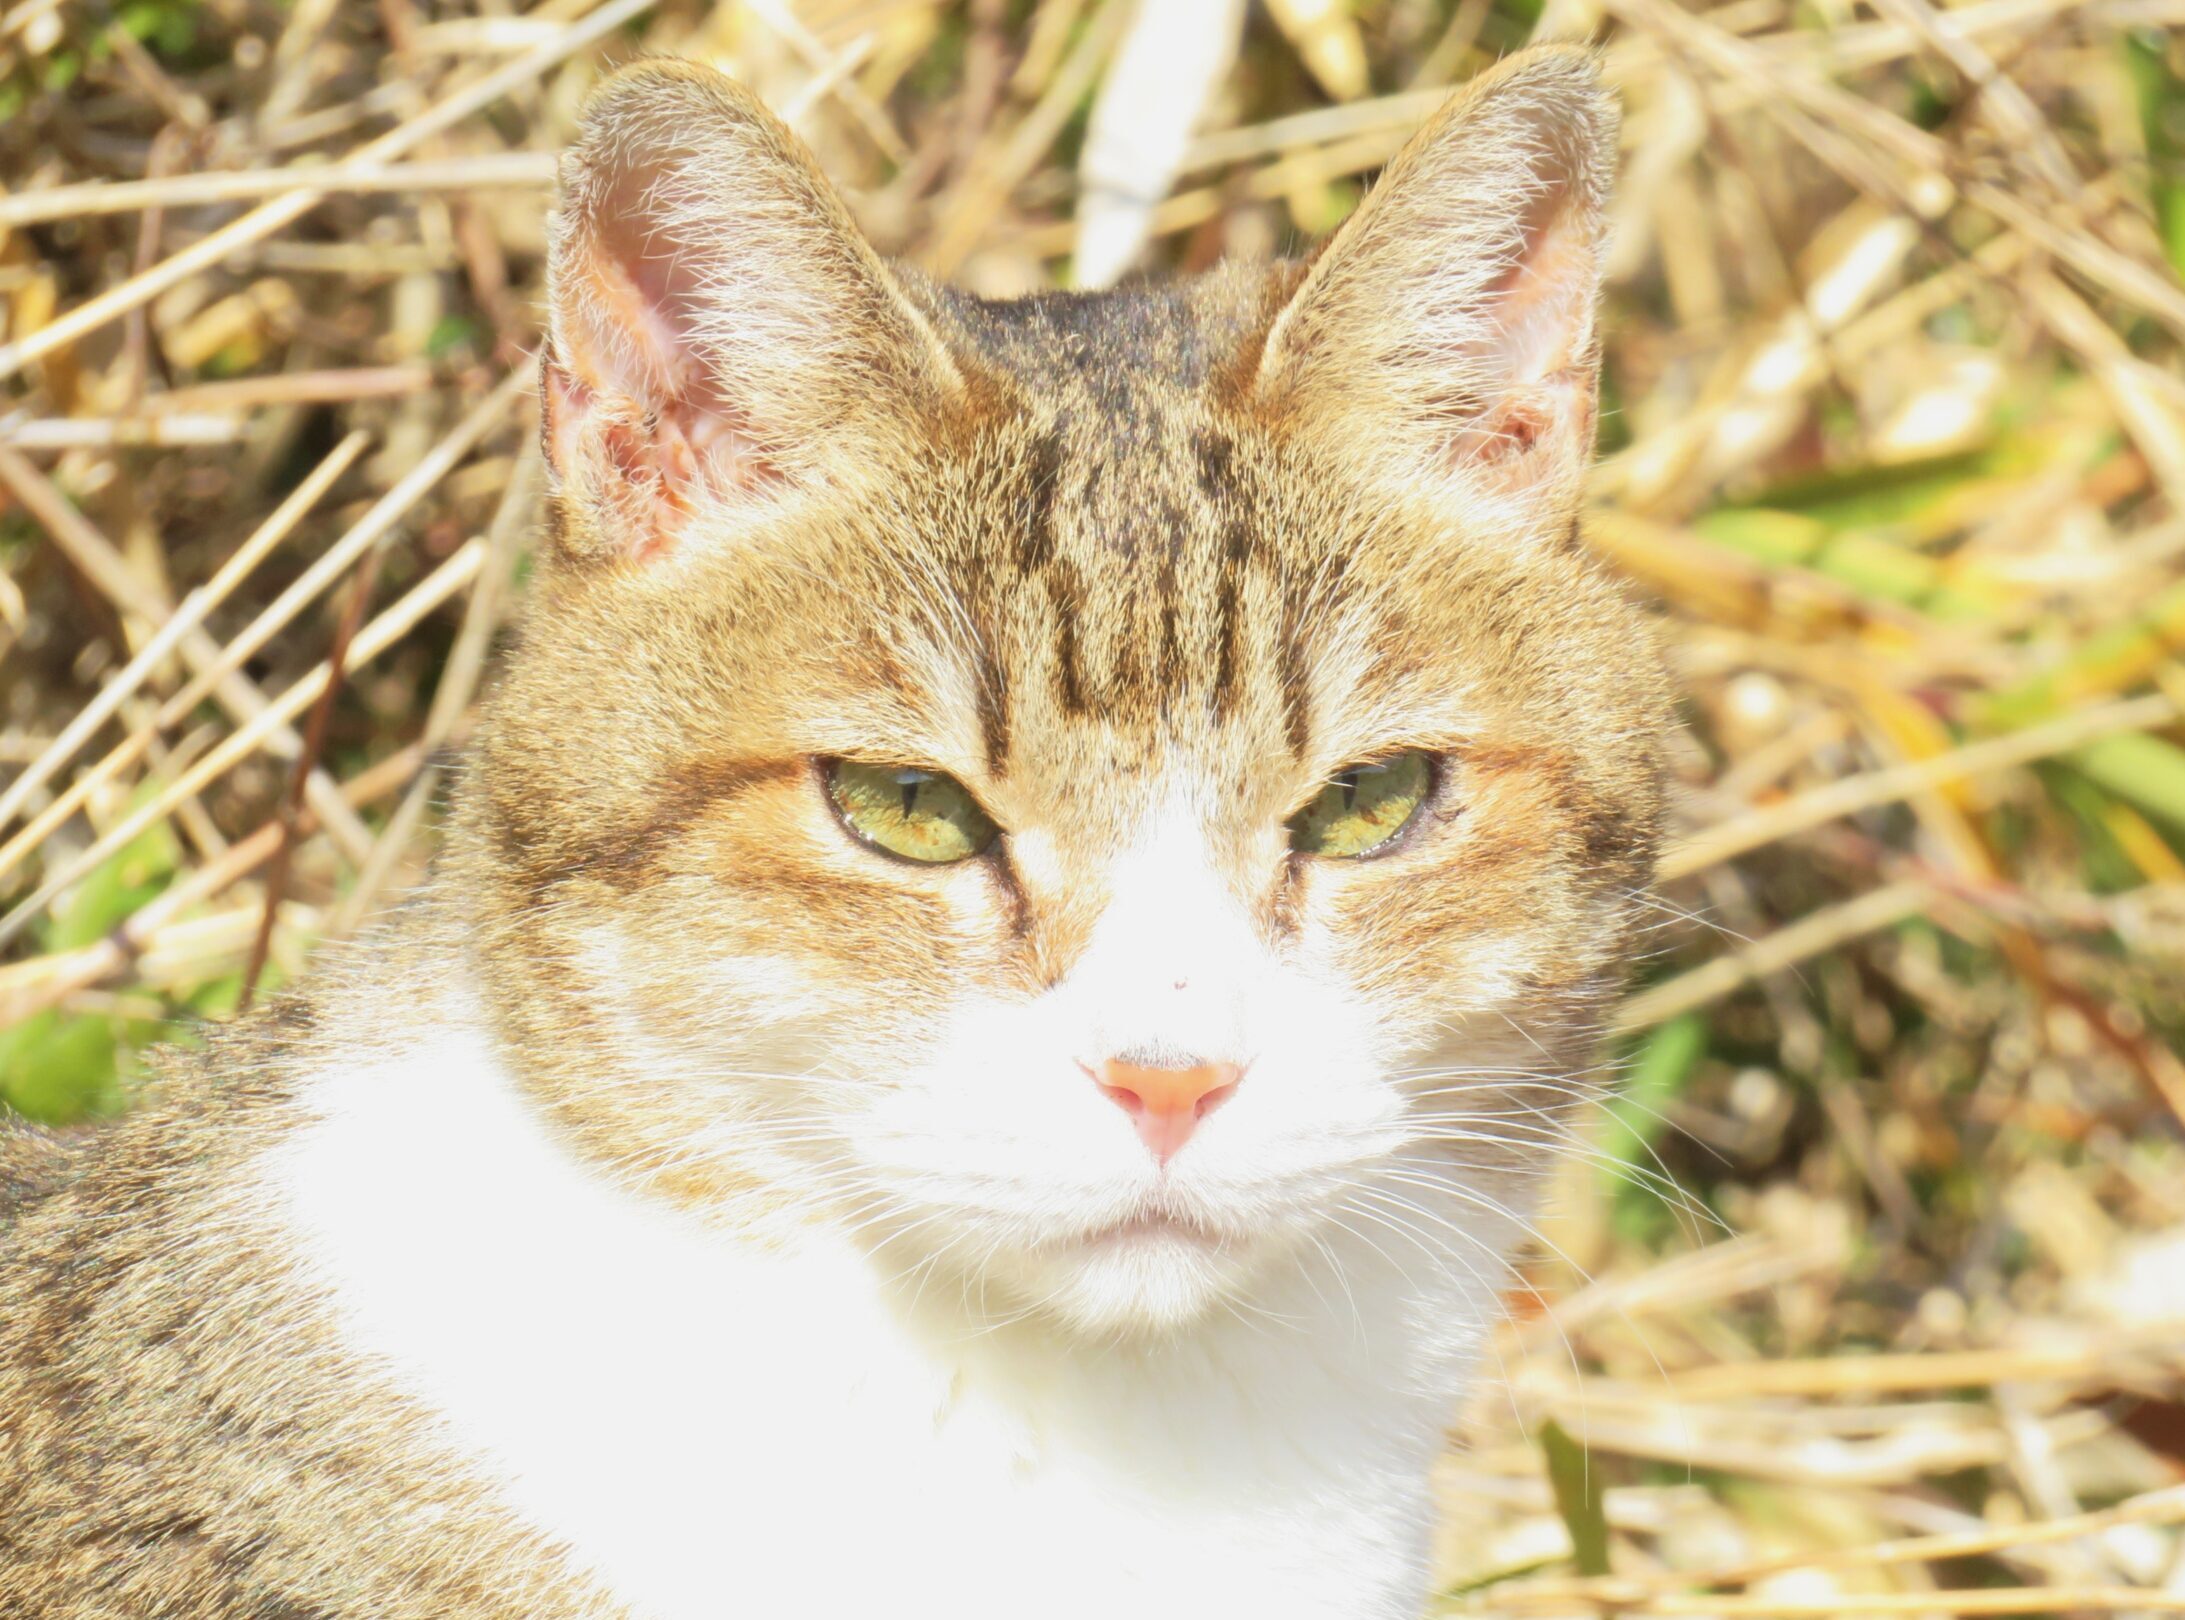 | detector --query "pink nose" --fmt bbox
[1094,1059,1243,1163]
